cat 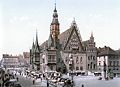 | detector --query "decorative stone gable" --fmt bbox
[64,27,83,52]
